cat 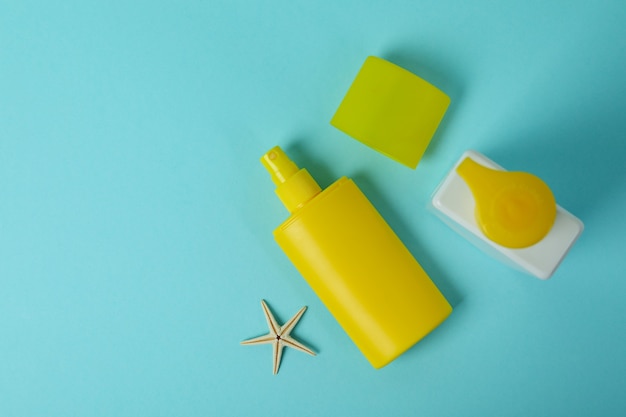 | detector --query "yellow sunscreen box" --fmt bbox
[331,56,450,169]
[430,150,584,280]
